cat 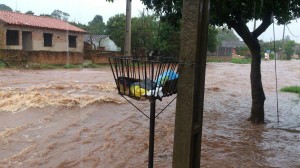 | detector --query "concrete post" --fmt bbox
[124,0,131,56]
[173,0,210,167]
